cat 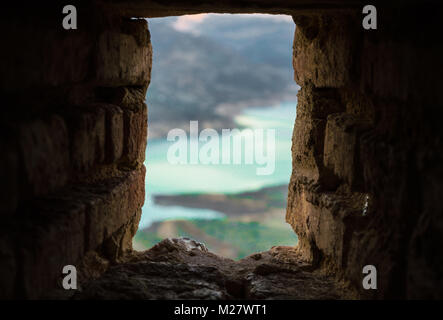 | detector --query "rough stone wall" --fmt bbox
[0,1,442,300]
[0,4,151,298]
[287,6,443,299]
